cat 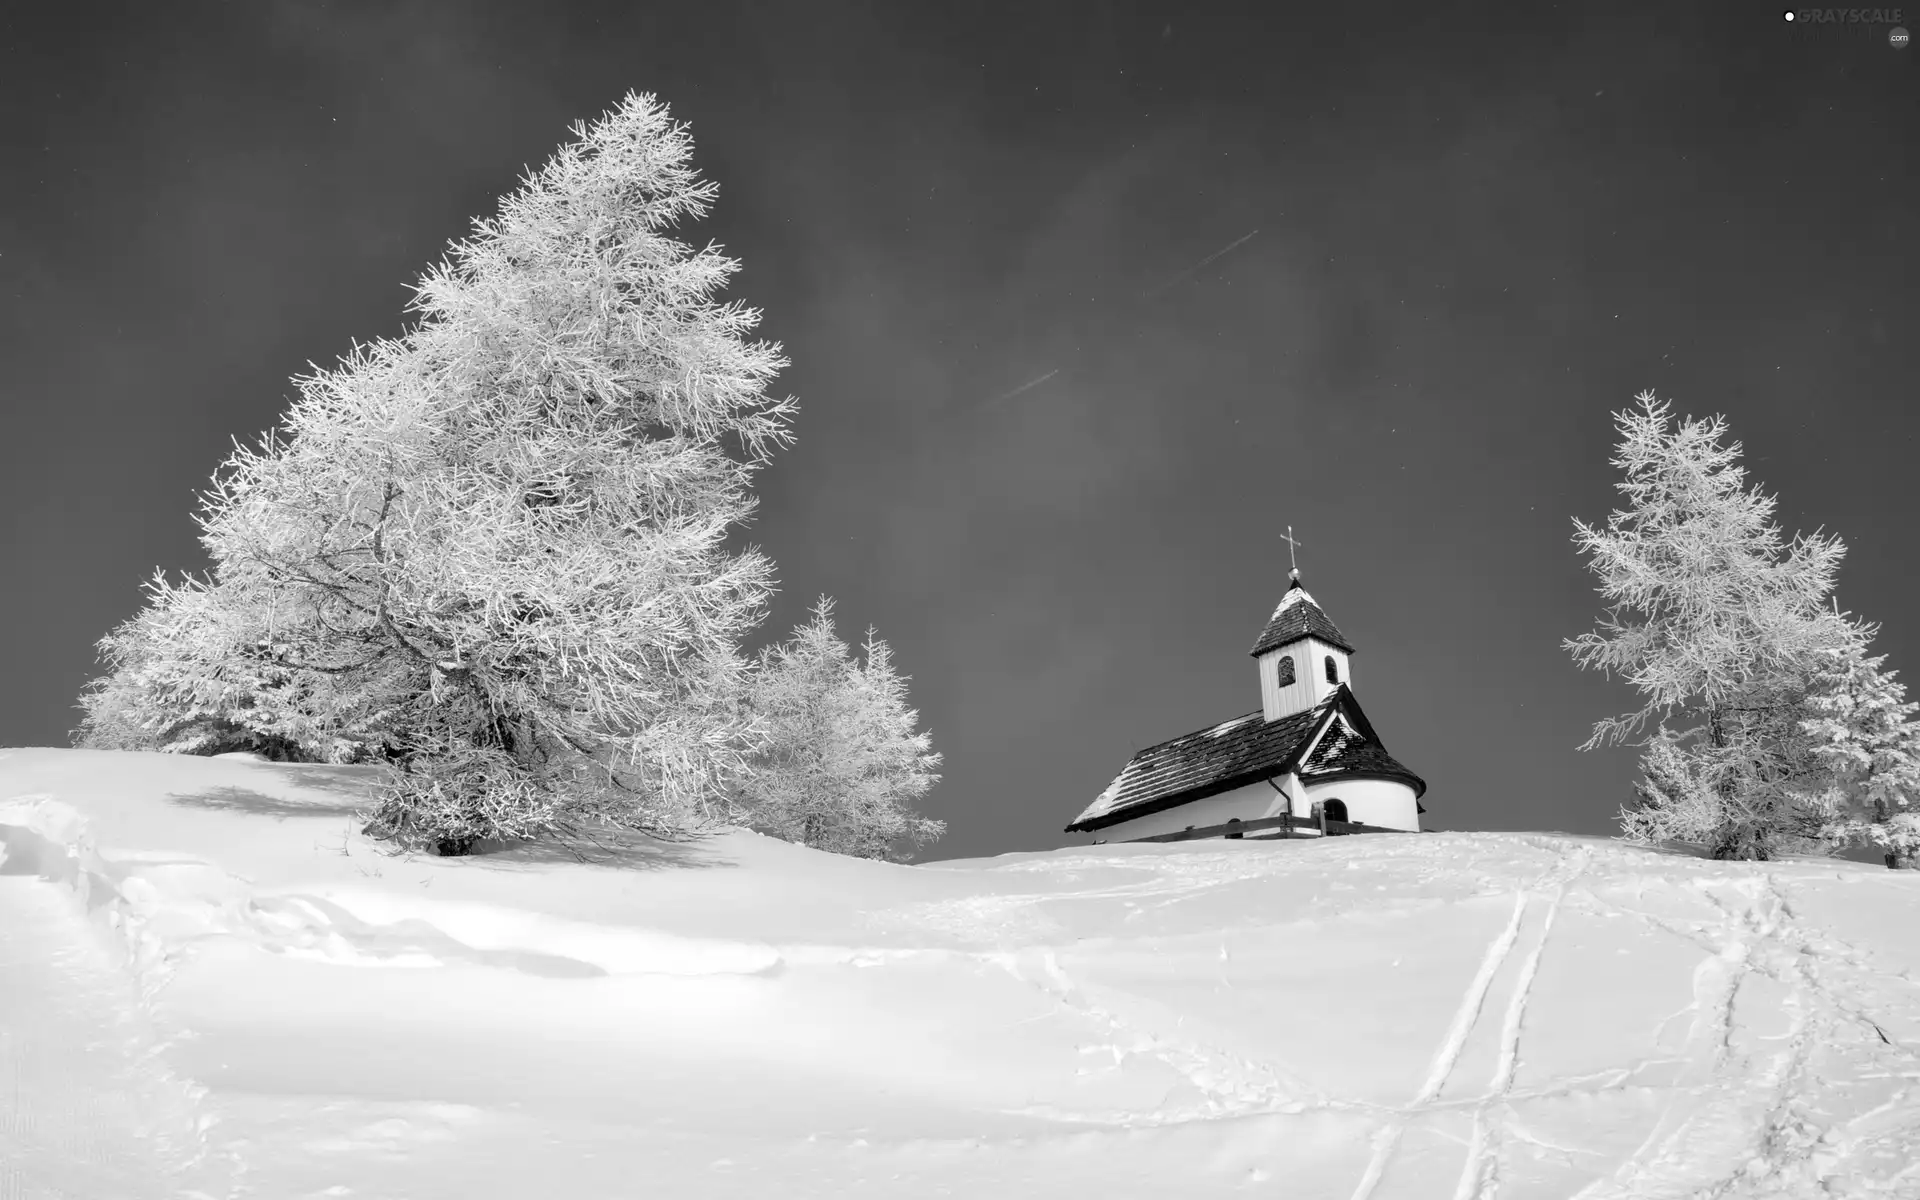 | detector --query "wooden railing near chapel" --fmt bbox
[1125,812,1407,844]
